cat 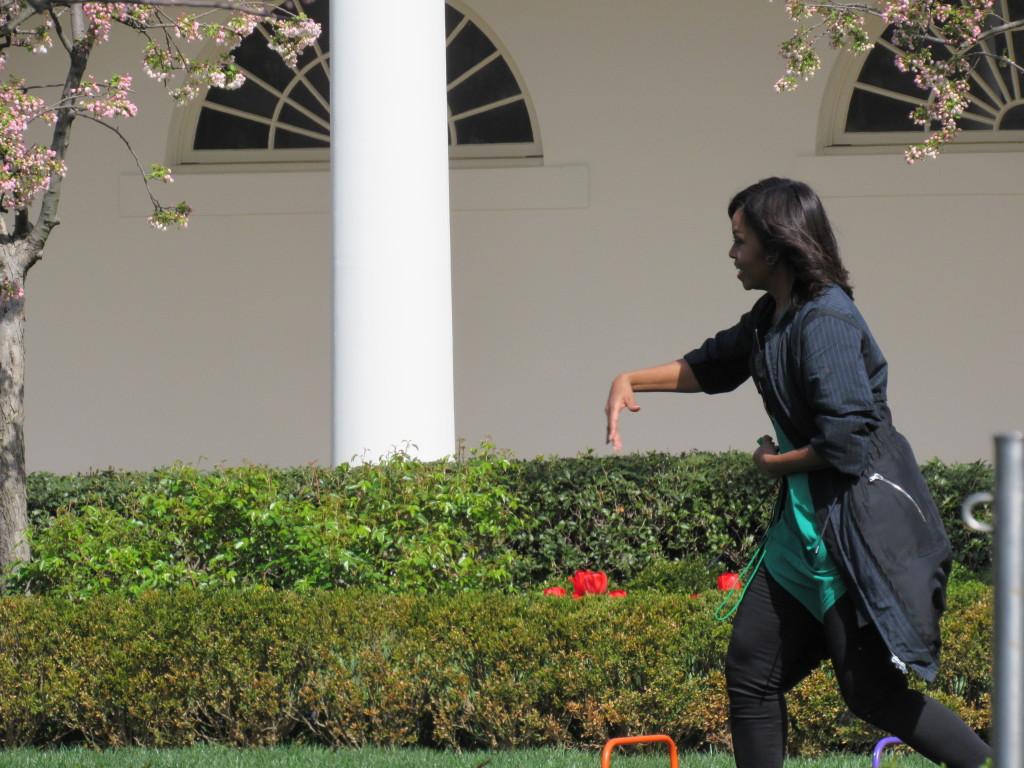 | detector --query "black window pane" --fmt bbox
[305,61,330,105]
[194,109,269,149]
[999,104,1024,129]
[964,98,996,122]
[846,89,921,132]
[447,22,497,83]
[857,46,928,98]
[966,67,1006,109]
[1014,31,1024,85]
[986,29,1015,97]
[206,77,278,118]
[278,103,328,137]
[292,44,319,72]
[448,57,521,116]
[287,79,329,120]
[232,33,294,91]
[924,37,953,62]
[455,99,532,144]
[445,4,464,37]
[274,126,329,148]
[959,116,992,130]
